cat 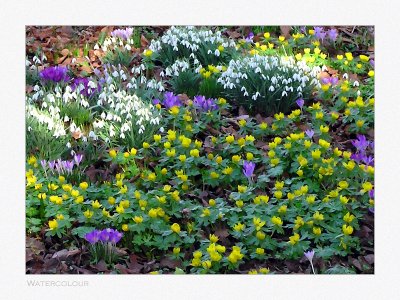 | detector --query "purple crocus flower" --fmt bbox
[351,135,369,152]
[321,77,330,84]
[304,250,315,263]
[71,77,100,98]
[85,230,101,244]
[327,29,338,41]
[162,92,182,108]
[39,66,70,83]
[245,32,254,43]
[99,229,112,242]
[369,189,374,199]
[193,95,218,112]
[74,154,83,166]
[55,162,63,174]
[110,27,134,40]
[48,160,56,170]
[370,59,375,68]
[314,26,325,39]
[362,155,374,166]
[305,129,314,138]
[109,230,123,244]
[243,161,256,178]
[40,160,47,170]
[330,77,339,85]
[152,98,161,105]
[65,160,74,174]
[296,98,304,108]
